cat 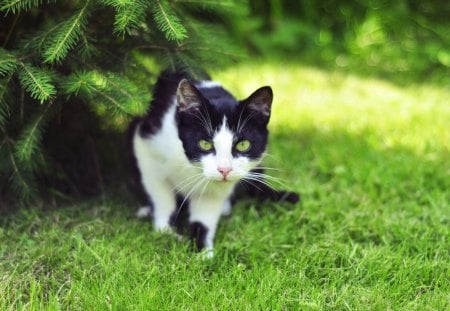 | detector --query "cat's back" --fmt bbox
[138,71,190,137]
